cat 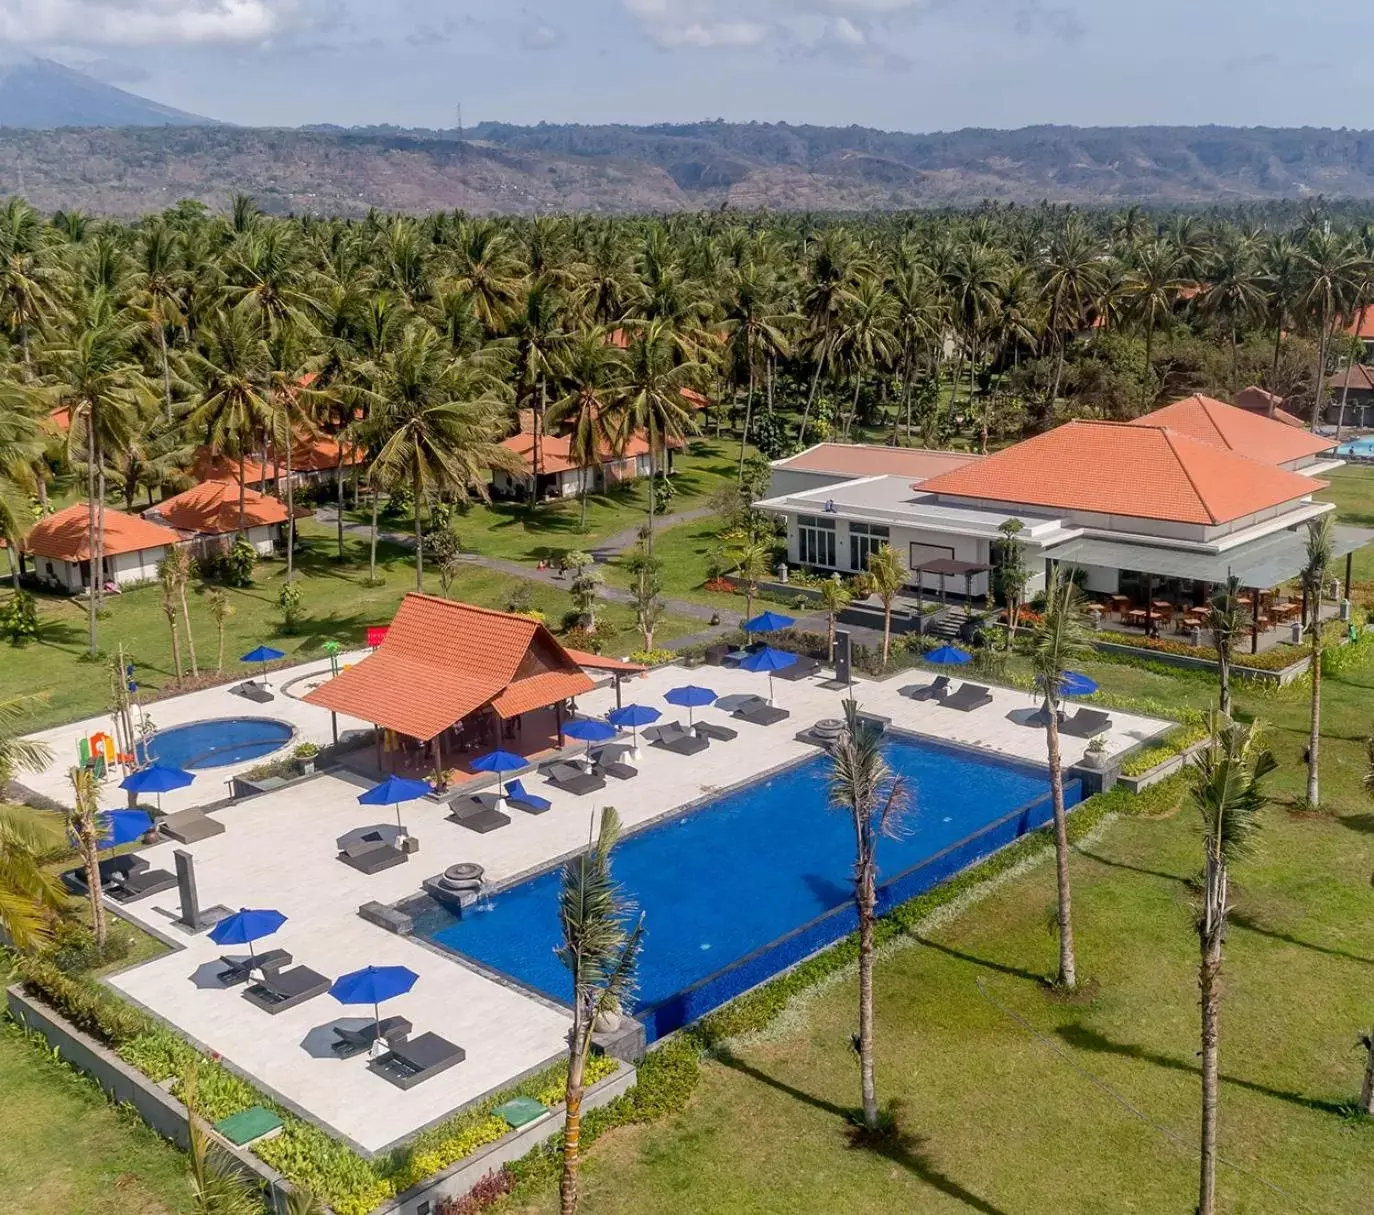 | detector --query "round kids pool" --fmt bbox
[145,718,295,771]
